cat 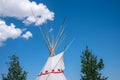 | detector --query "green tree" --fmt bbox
[80,46,107,80]
[2,55,27,80]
